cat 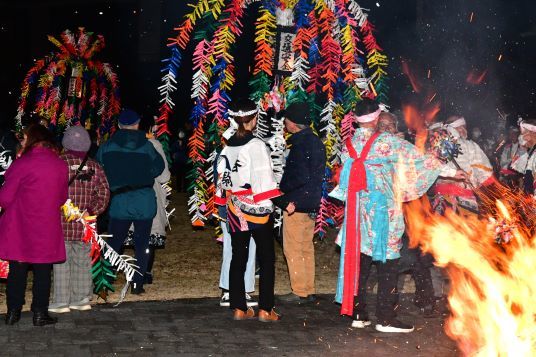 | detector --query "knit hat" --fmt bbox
[62,125,91,153]
[118,109,141,126]
[281,102,311,125]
